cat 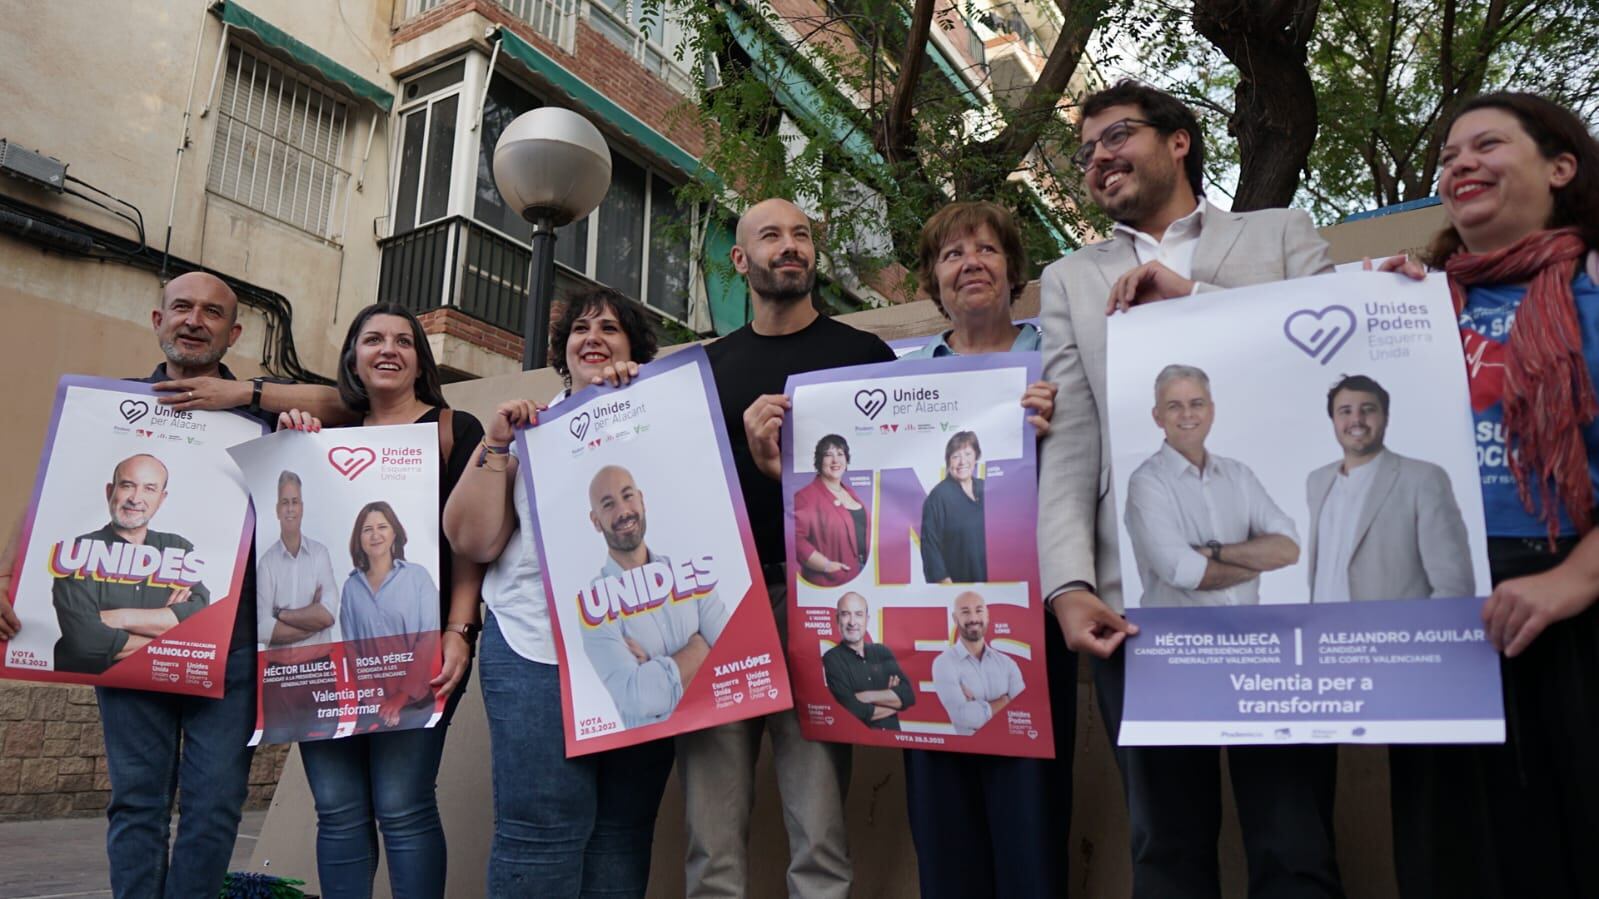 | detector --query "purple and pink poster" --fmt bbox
[3,376,262,696]
[519,346,792,757]
[783,353,1054,758]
